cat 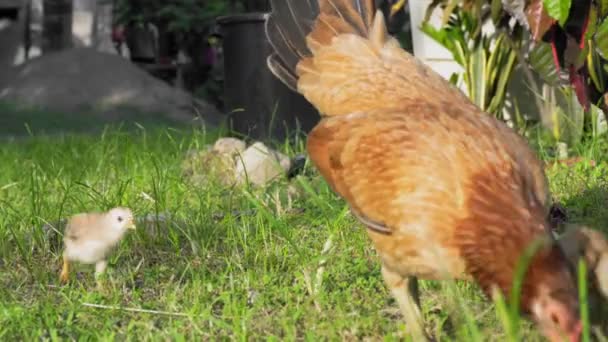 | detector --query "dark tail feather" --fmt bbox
[266,0,376,90]
[267,54,298,90]
[266,0,318,90]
